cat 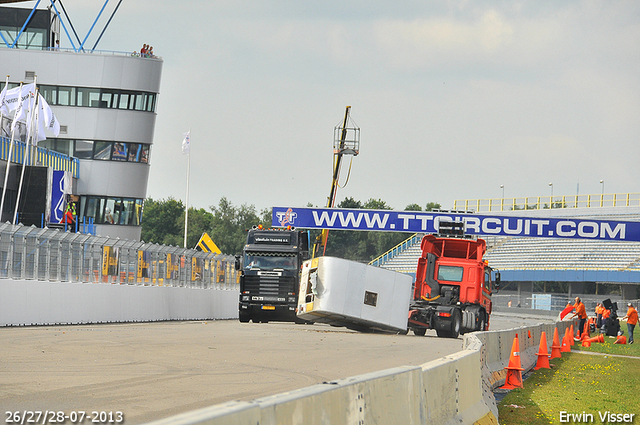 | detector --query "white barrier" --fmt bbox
[143,319,577,425]
[0,279,239,326]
